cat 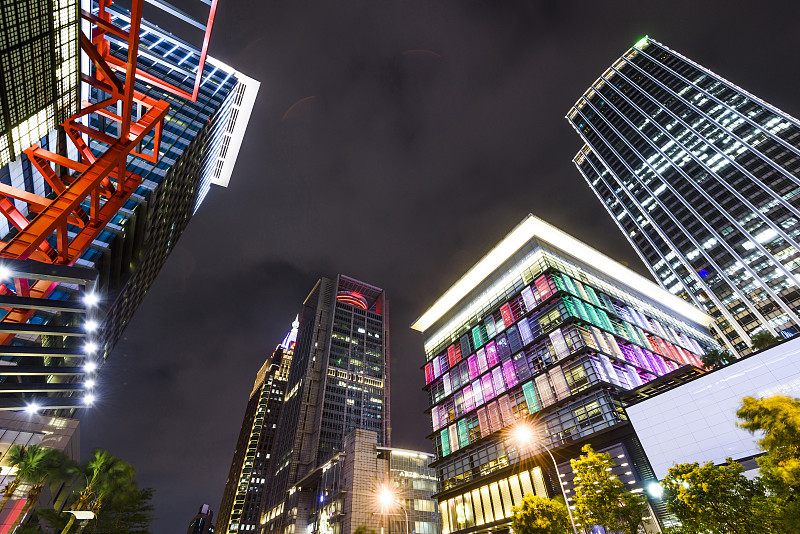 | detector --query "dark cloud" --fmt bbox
[81,1,800,531]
